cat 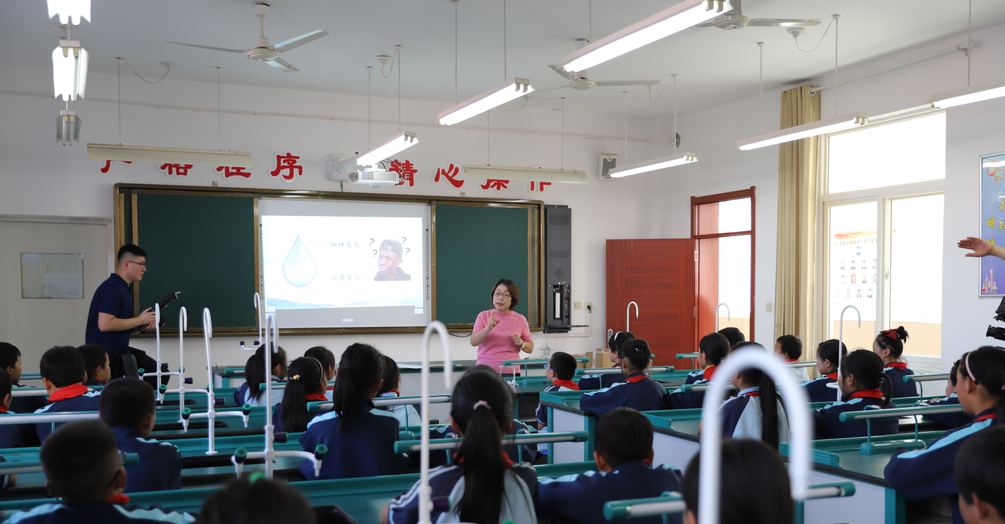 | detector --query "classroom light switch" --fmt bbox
[765,302,773,313]
[574,301,582,310]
